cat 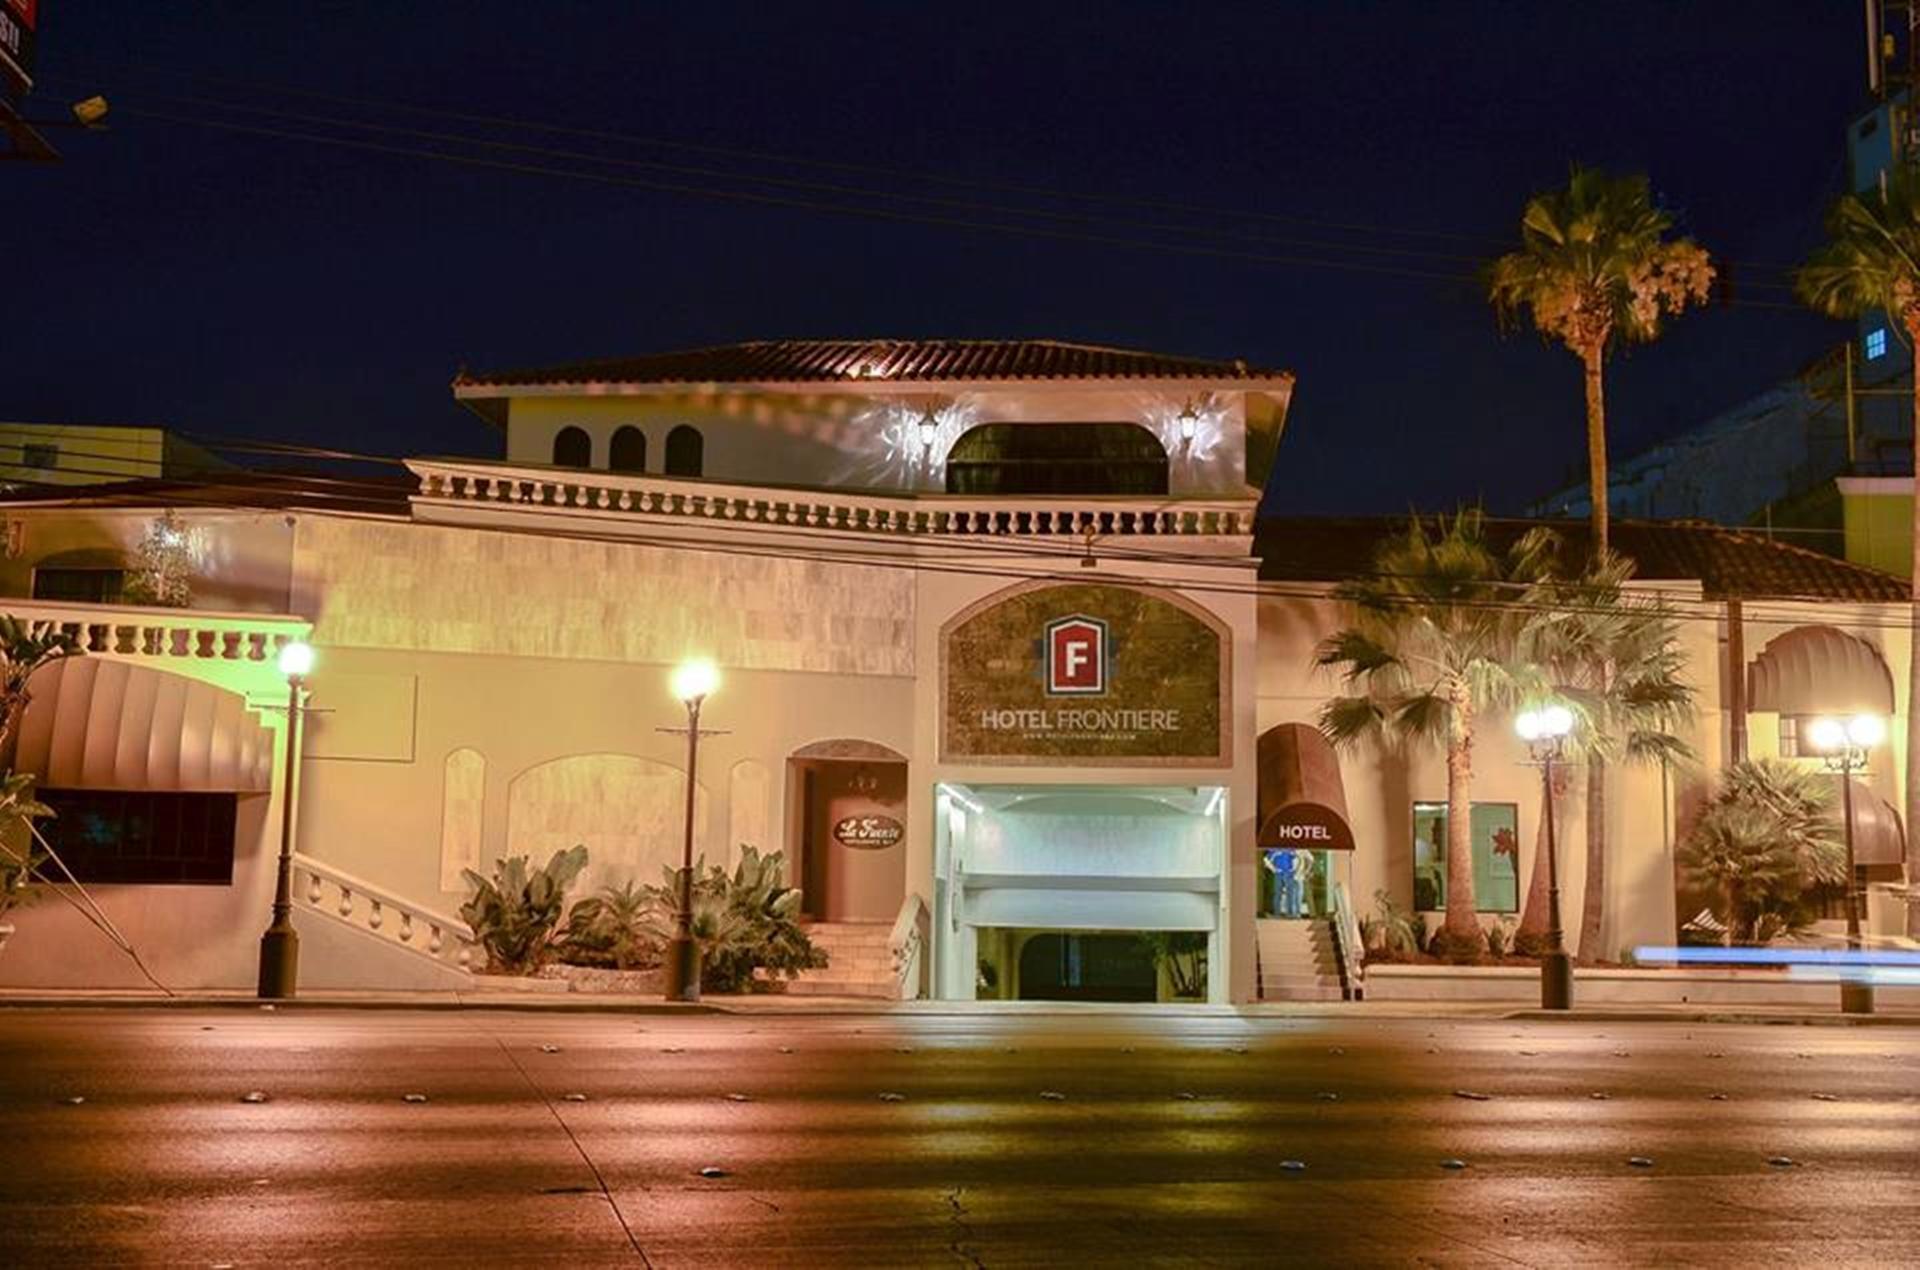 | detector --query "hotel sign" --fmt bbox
[832,814,903,850]
[0,0,36,92]
[942,582,1228,765]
